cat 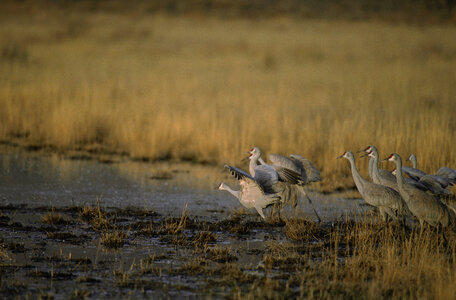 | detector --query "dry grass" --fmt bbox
[79,201,110,230]
[100,230,127,249]
[204,245,237,263]
[158,204,188,235]
[41,209,69,225]
[283,218,325,242]
[1,7,456,193]
[235,217,456,299]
